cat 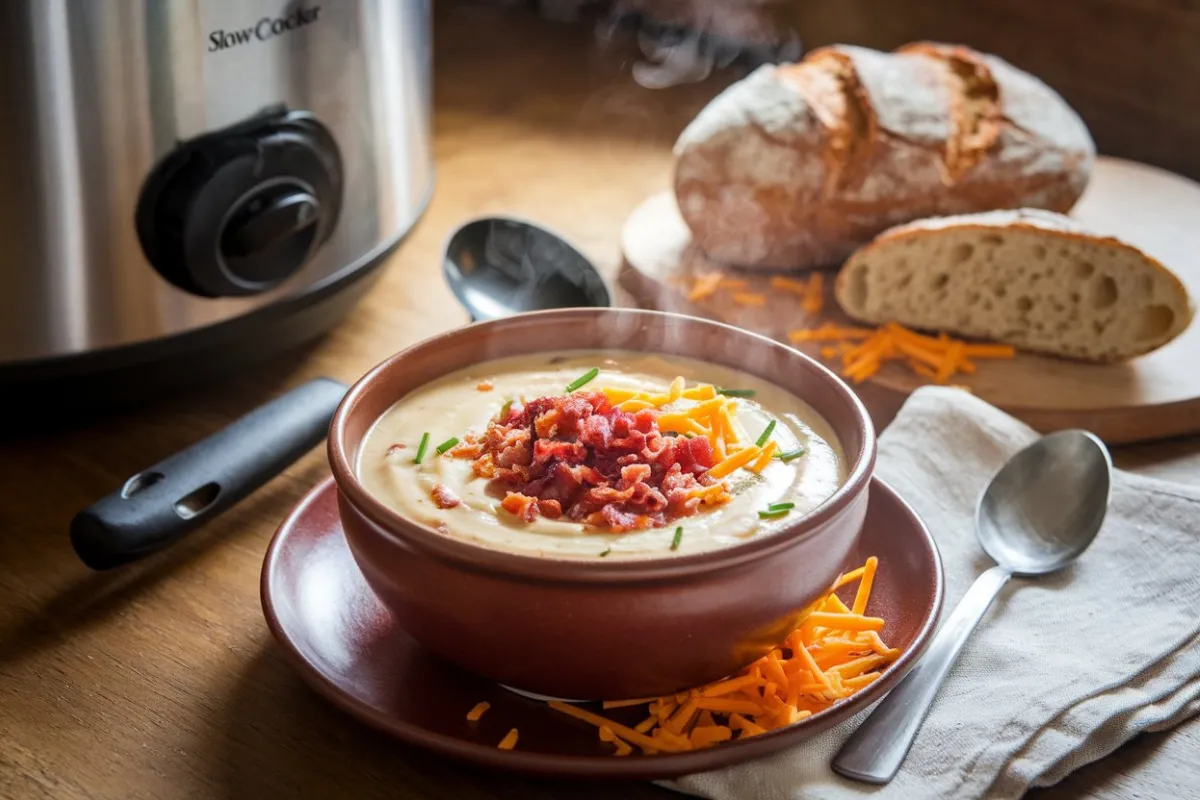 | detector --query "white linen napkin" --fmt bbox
[664,386,1200,800]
